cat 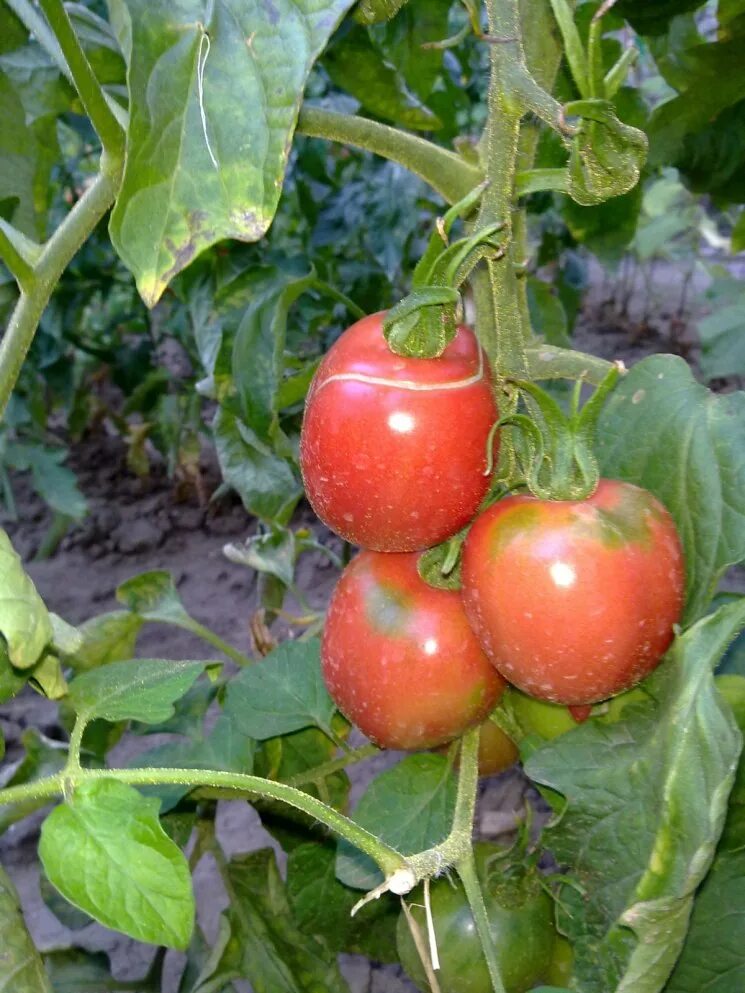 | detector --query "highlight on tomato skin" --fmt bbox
[461,479,686,706]
[299,311,498,553]
[321,550,506,750]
